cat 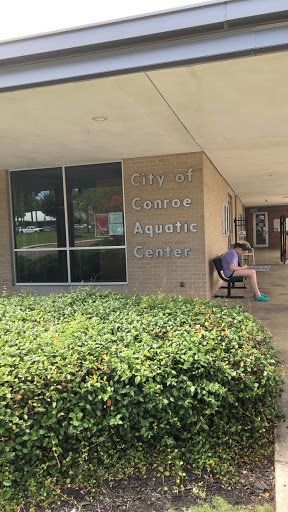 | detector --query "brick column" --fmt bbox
[123,152,207,298]
[0,170,14,293]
